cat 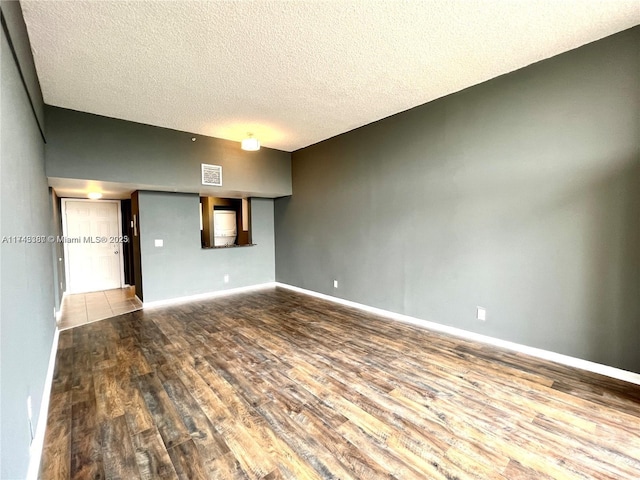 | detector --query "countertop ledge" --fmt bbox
[202,244,257,250]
